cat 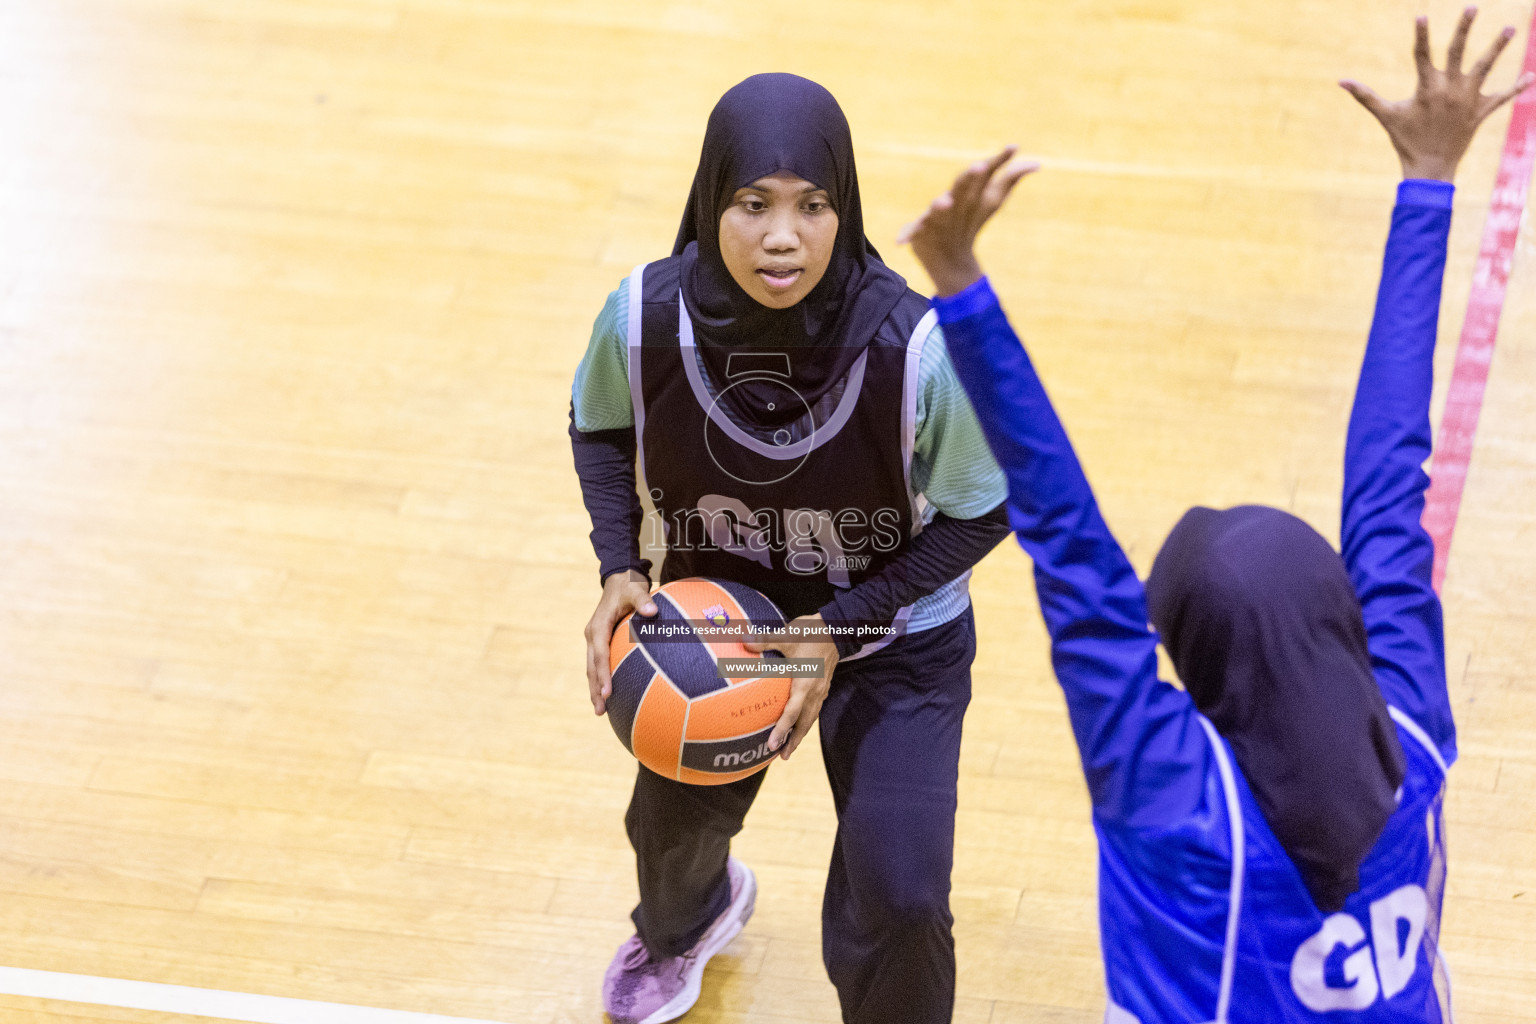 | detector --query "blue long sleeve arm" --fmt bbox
[1341,180,1456,765]
[936,281,1208,827]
